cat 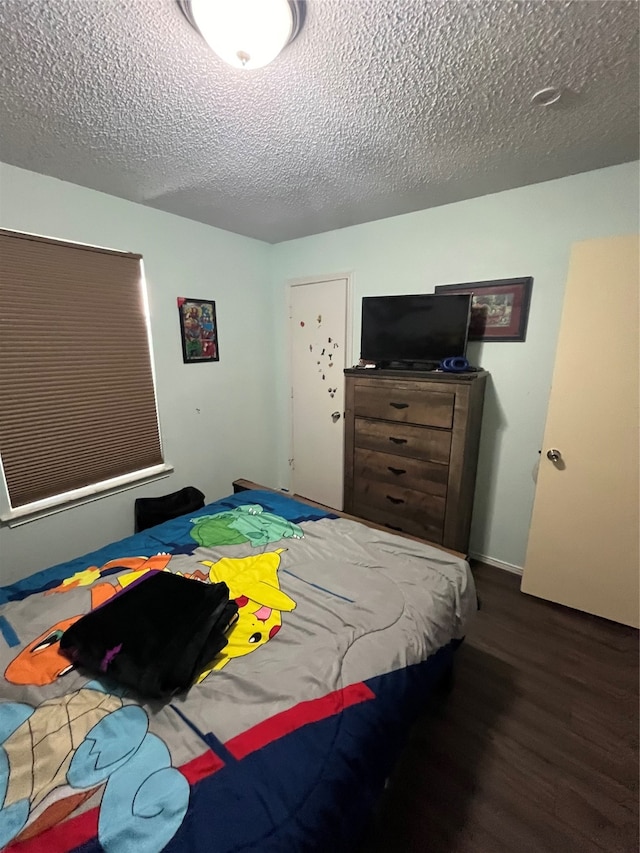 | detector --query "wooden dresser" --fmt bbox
[343,369,488,553]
